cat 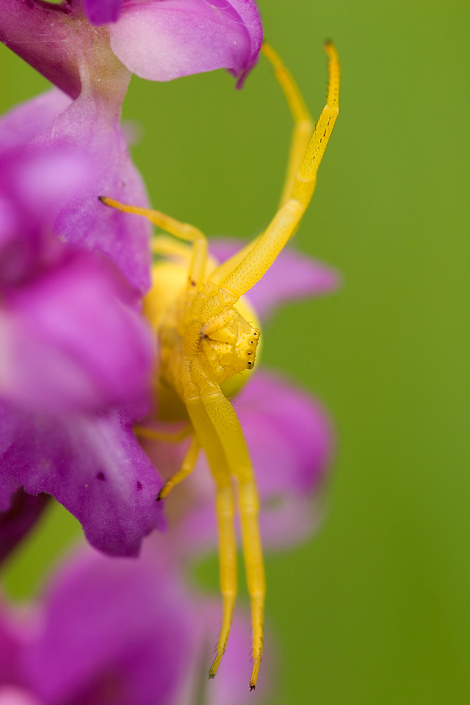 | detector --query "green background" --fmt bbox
[1,1,470,703]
